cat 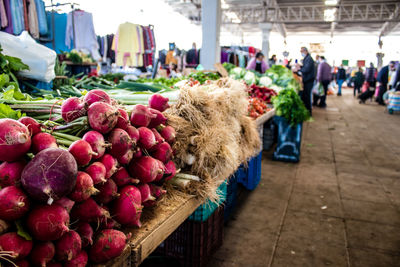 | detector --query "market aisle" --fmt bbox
[208,89,400,267]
